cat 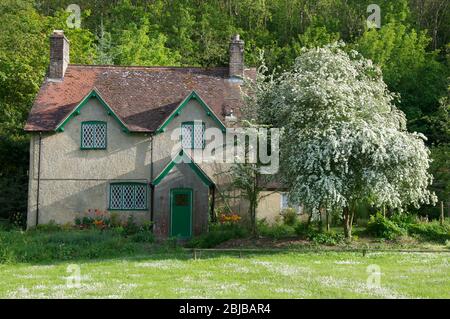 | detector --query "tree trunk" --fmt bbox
[343,206,352,239]
[250,202,256,236]
[252,197,258,236]
[326,210,330,232]
[318,207,323,232]
[440,201,444,226]
[306,211,313,229]
[350,209,355,228]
